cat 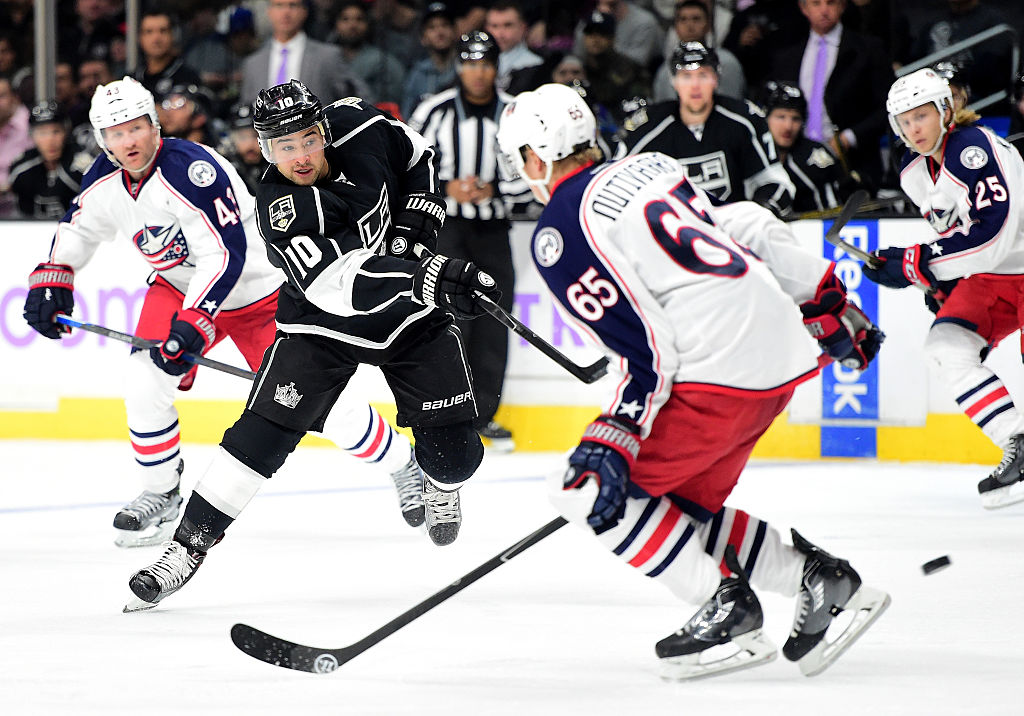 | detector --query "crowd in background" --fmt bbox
[2,0,1024,219]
